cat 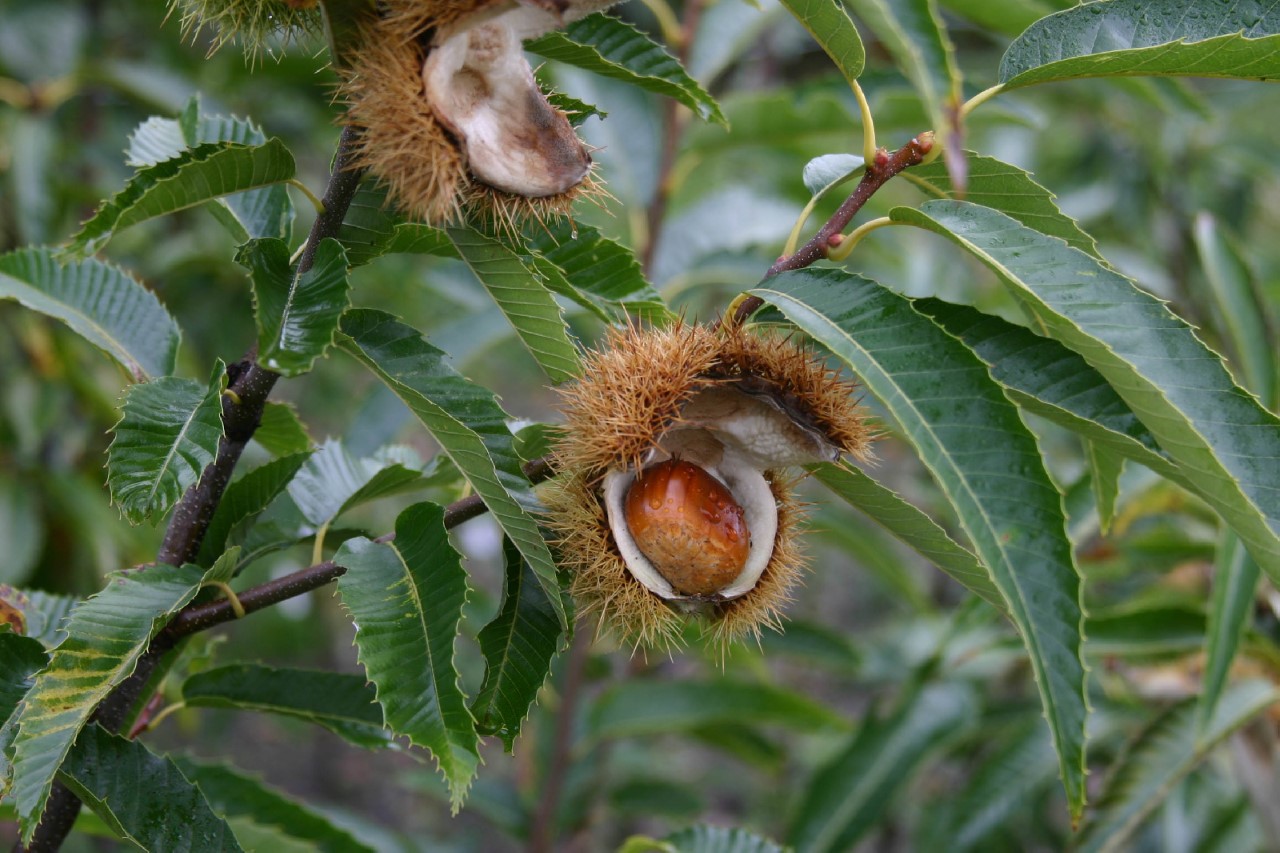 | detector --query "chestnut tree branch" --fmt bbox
[160,455,556,641]
[729,131,935,328]
[20,126,366,853]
